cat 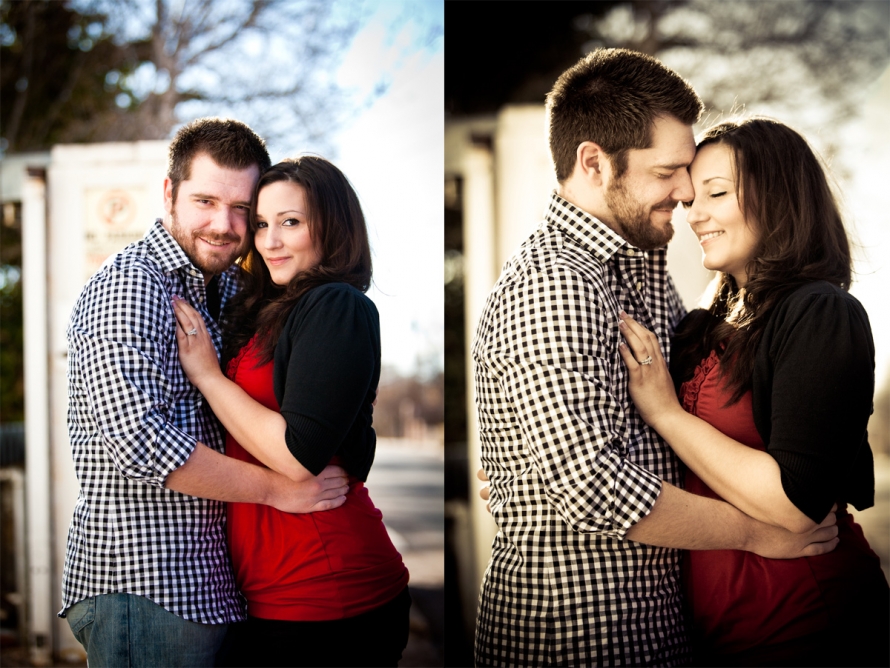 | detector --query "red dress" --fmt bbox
[680,350,887,665]
[223,336,409,621]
